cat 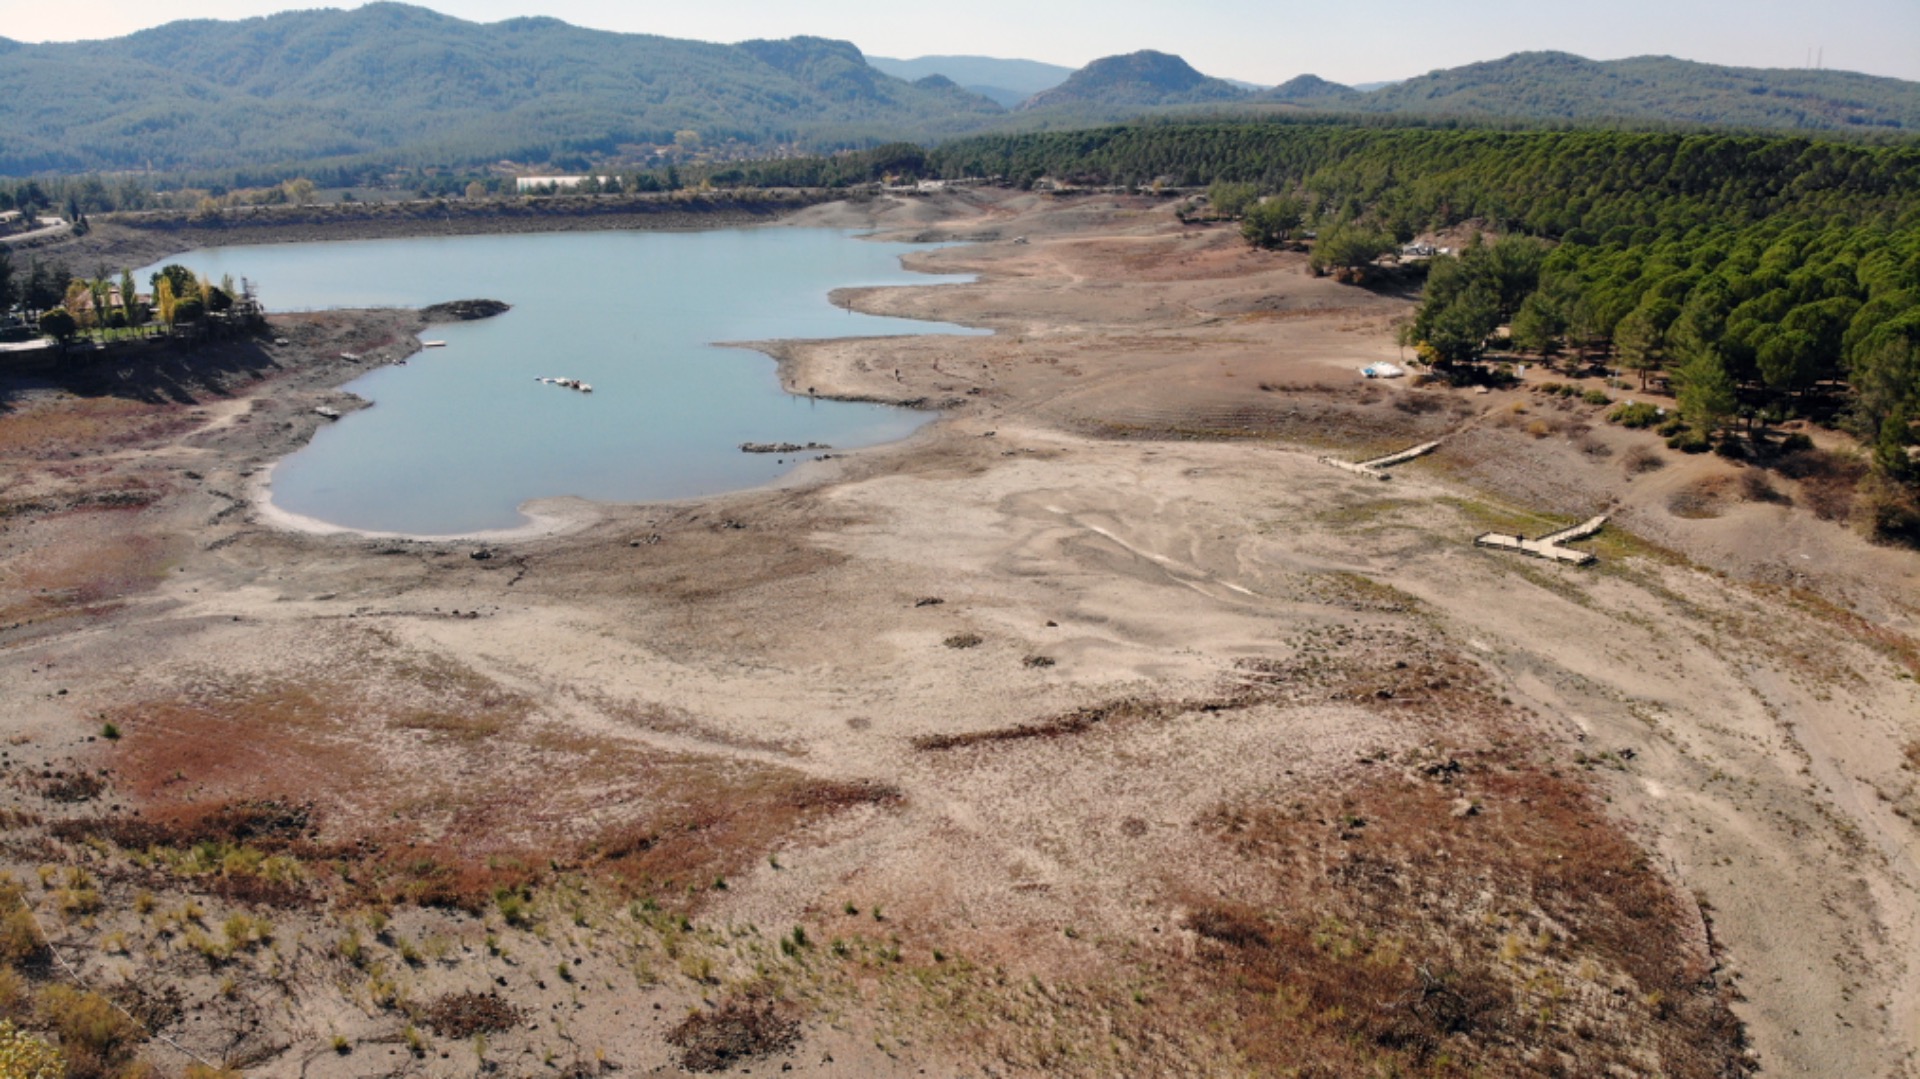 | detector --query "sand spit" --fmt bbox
[0,189,1914,1078]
